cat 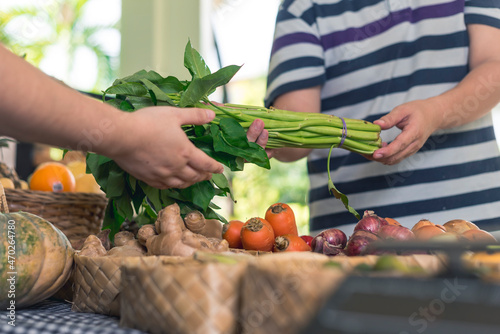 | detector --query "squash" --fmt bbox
[0,183,74,308]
